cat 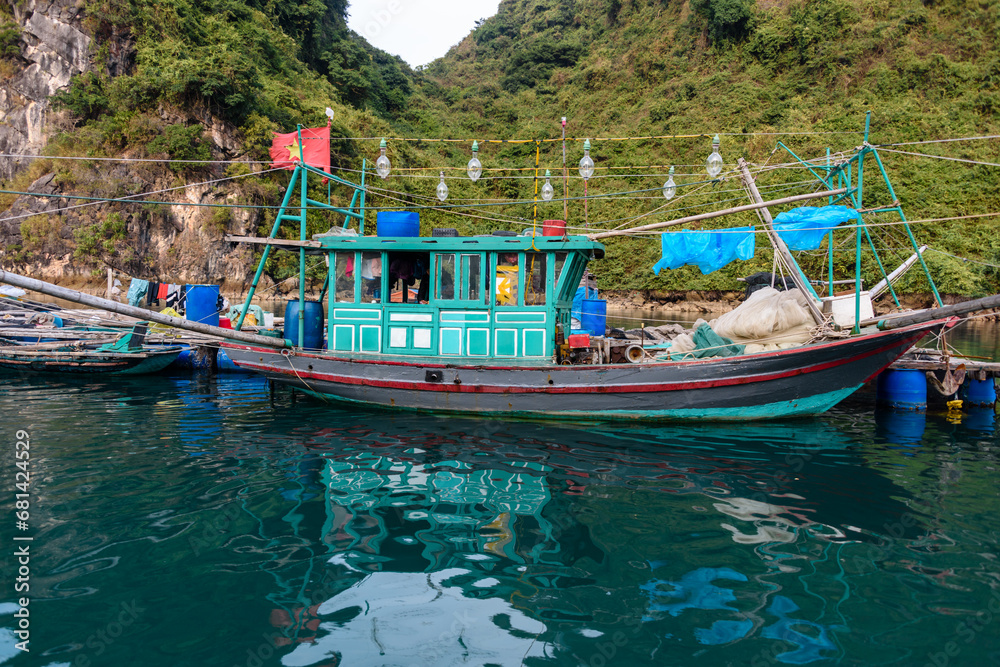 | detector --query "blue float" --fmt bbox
[186,285,220,326]
[376,211,420,237]
[876,369,927,410]
[581,298,607,336]
[960,377,997,406]
[283,300,325,350]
